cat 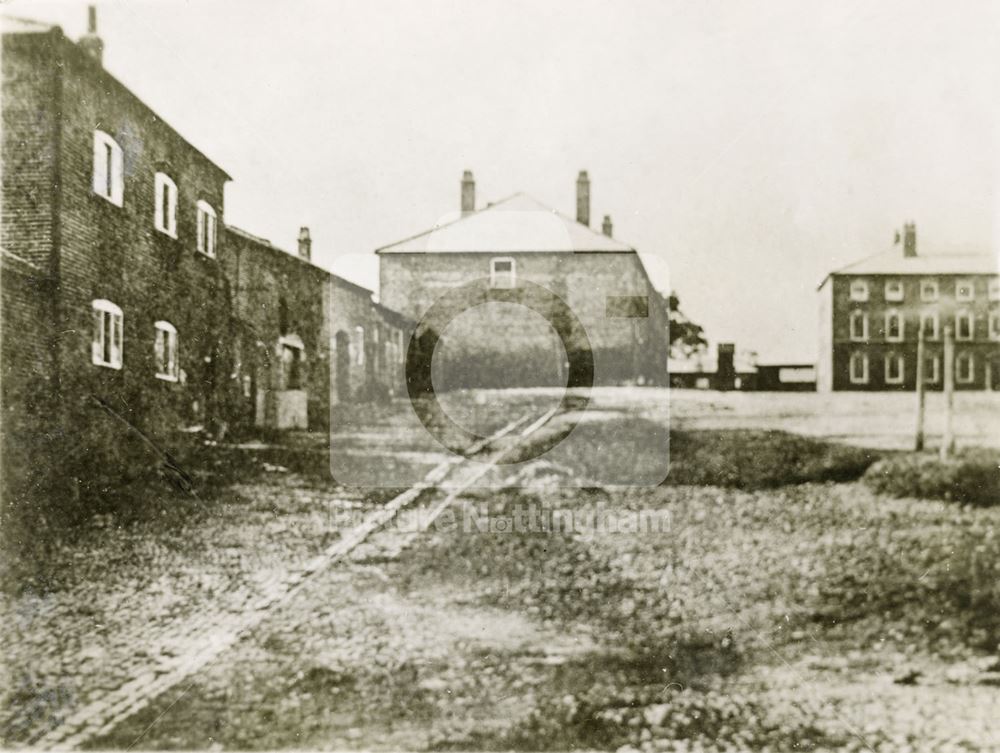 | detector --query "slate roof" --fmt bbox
[820,246,998,288]
[376,193,636,254]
